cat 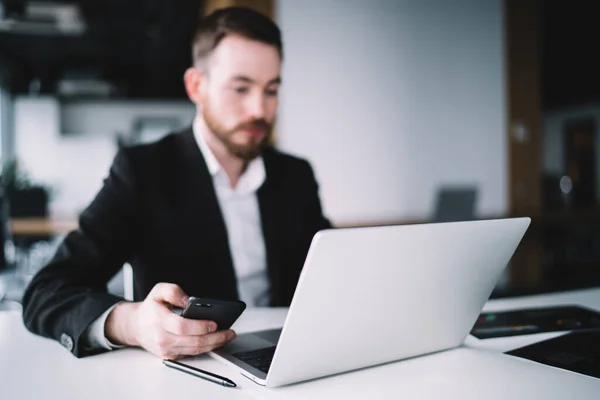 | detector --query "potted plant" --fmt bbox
[0,159,52,218]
